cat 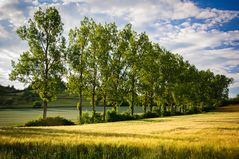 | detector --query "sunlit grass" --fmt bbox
[0,105,239,158]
